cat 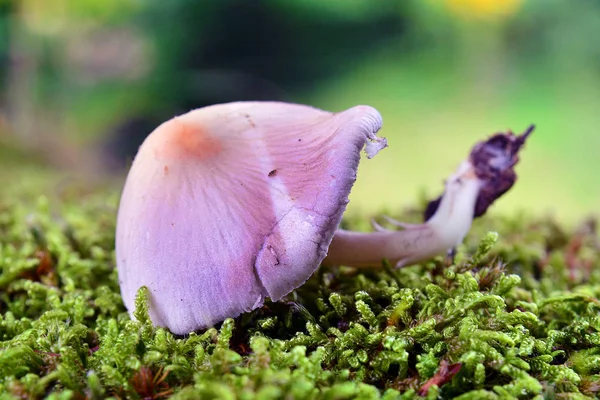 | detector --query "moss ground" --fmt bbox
[0,166,599,399]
